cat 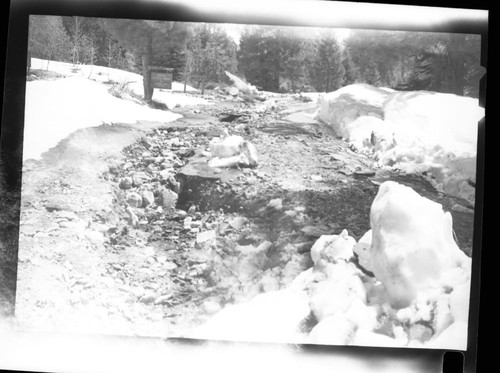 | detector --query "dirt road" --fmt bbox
[13,92,475,338]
